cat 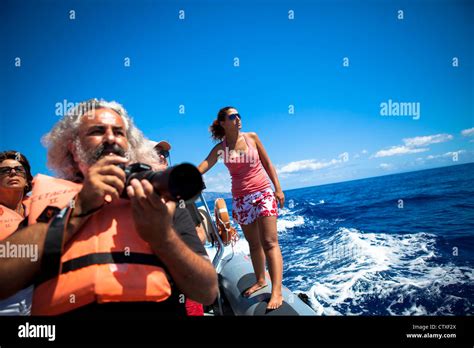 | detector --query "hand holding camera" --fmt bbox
[75,155,129,217]
[74,152,204,244]
[123,162,204,244]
